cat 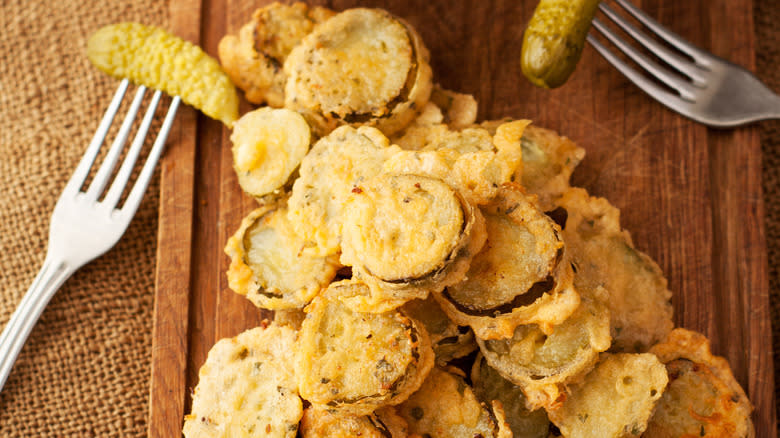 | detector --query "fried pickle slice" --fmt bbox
[554,187,673,352]
[296,280,434,415]
[519,126,584,207]
[287,125,401,256]
[402,295,477,366]
[340,174,486,311]
[546,353,668,438]
[476,123,585,210]
[397,366,512,438]
[435,184,580,339]
[385,121,528,205]
[218,2,334,106]
[183,324,302,438]
[230,107,311,200]
[477,296,611,409]
[284,8,433,136]
[471,353,552,438]
[225,204,340,310]
[299,406,408,438]
[644,328,754,437]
